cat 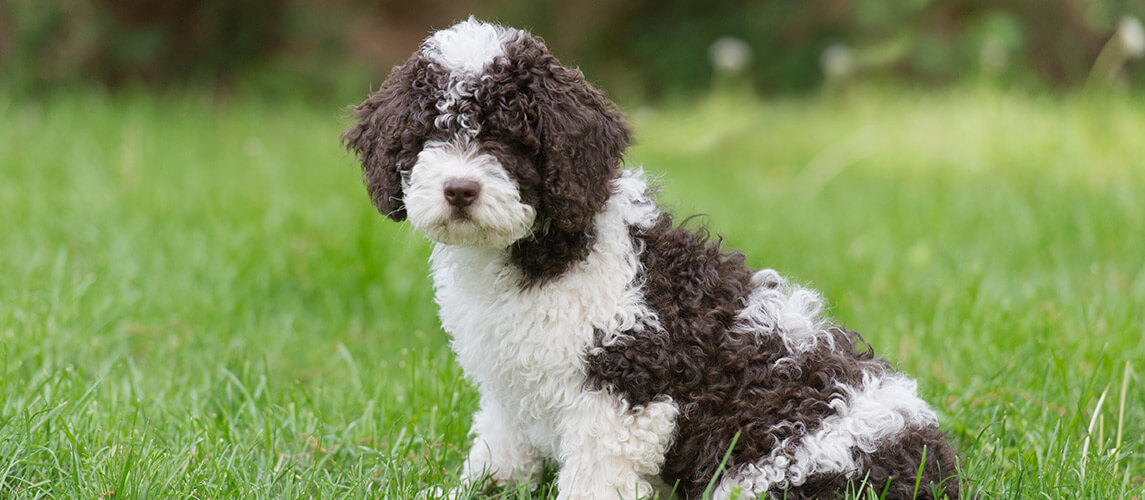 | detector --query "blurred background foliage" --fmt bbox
[1,0,1143,102]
